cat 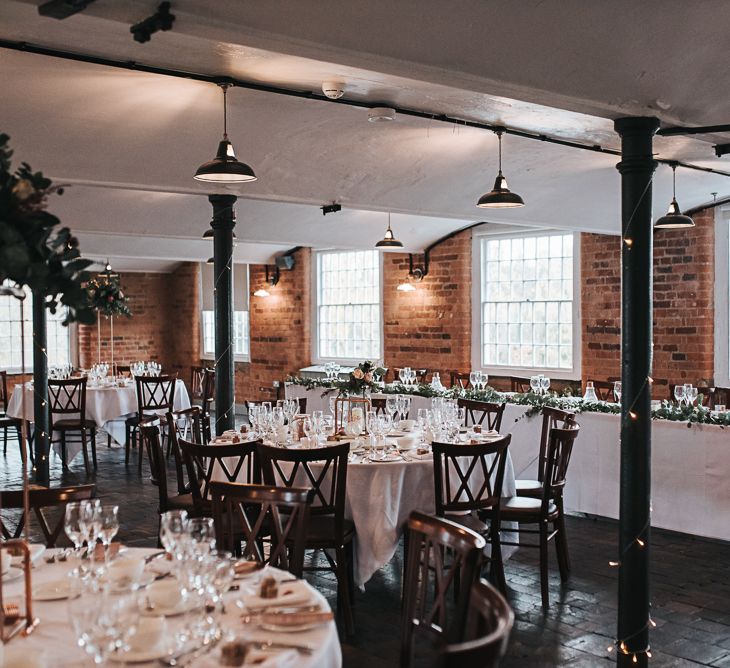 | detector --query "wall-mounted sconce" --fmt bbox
[254,265,279,297]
